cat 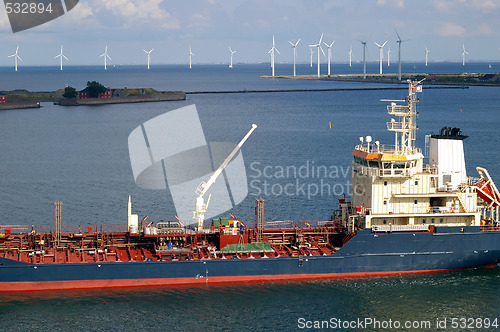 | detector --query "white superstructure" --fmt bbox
[349,79,494,230]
